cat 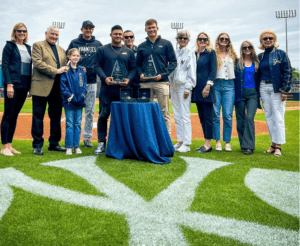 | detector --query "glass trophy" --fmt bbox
[143,54,157,79]
[111,60,124,84]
